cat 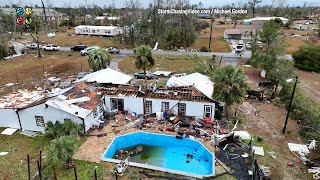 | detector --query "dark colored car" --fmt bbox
[71,45,87,51]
